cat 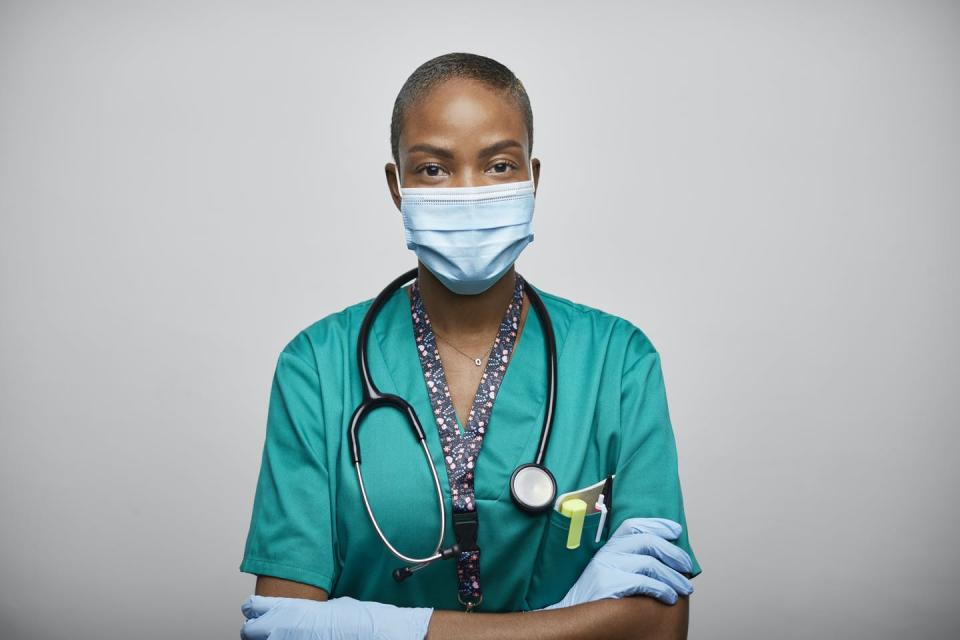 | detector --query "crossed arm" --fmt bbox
[255,576,689,640]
